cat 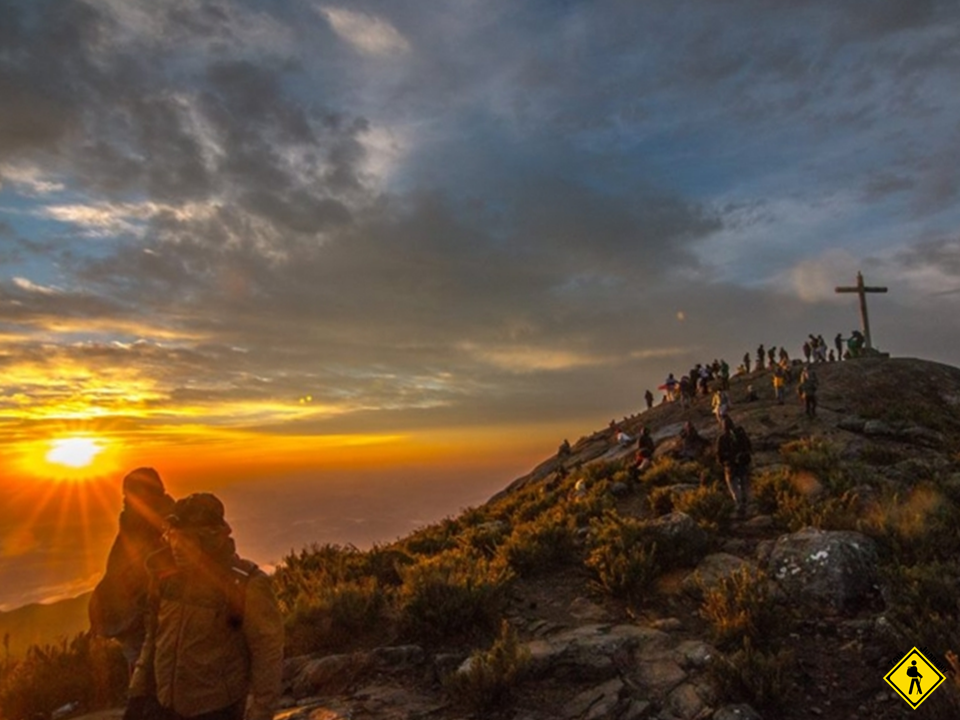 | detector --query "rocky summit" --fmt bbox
[272,356,960,720]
